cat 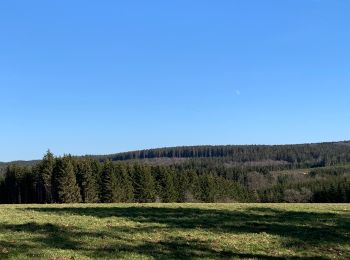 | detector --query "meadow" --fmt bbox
[0,203,349,259]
